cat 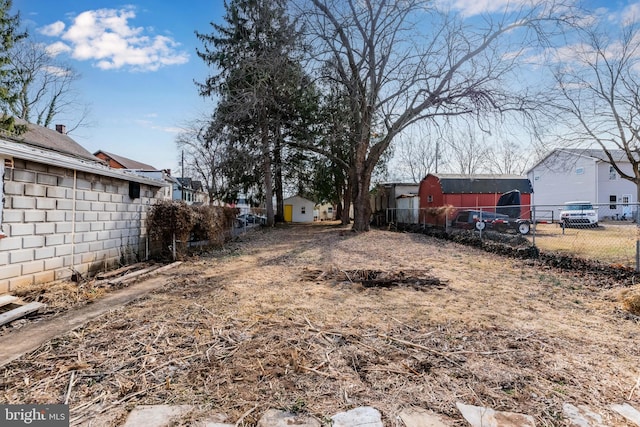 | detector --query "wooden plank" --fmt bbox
[107,266,162,285]
[0,295,18,308]
[0,302,45,327]
[95,262,148,280]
